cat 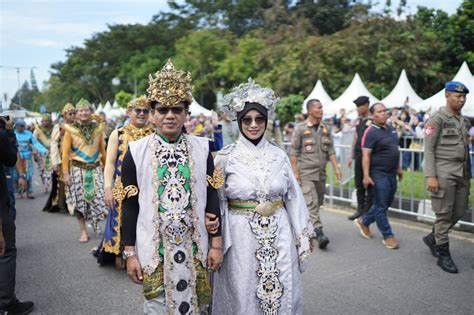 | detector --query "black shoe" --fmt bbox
[2,300,34,315]
[436,243,459,274]
[348,210,362,221]
[314,228,330,249]
[422,233,437,257]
